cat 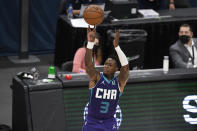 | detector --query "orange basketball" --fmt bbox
[83,5,104,25]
